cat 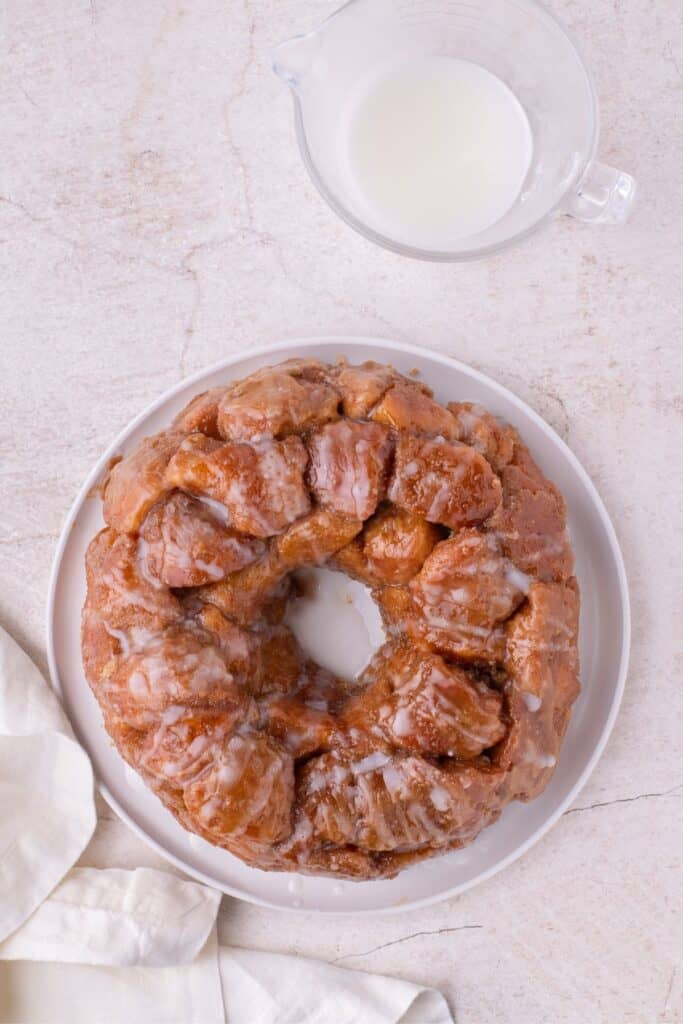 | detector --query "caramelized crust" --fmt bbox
[333,505,442,585]
[488,438,574,581]
[447,402,515,470]
[217,370,340,441]
[136,707,247,785]
[494,579,580,800]
[407,530,528,663]
[103,624,247,728]
[197,548,289,627]
[251,625,303,697]
[276,508,363,568]
[183,733,294,848]
[335,361,405,417]
[306,419,393,520]
[82,359,580,881]
[140,492,264,587]
[103,432,185,533]
[194,603,301,697]
[343,642,505,758]
[172,387,228,437]
[388,434,501,529]
[191,600,256,659]
[166,434,310,537]
[372,383,460,438]
[297,750,500,854]
[264,695,338,758]
[85,528,181,633]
